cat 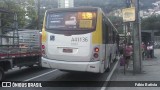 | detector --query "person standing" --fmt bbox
[150,42,154,58]
[124,43,133,69]
[147,42,150,59]
[119,43,124,56]
[147,42,153,59]
[141,42,146,60]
